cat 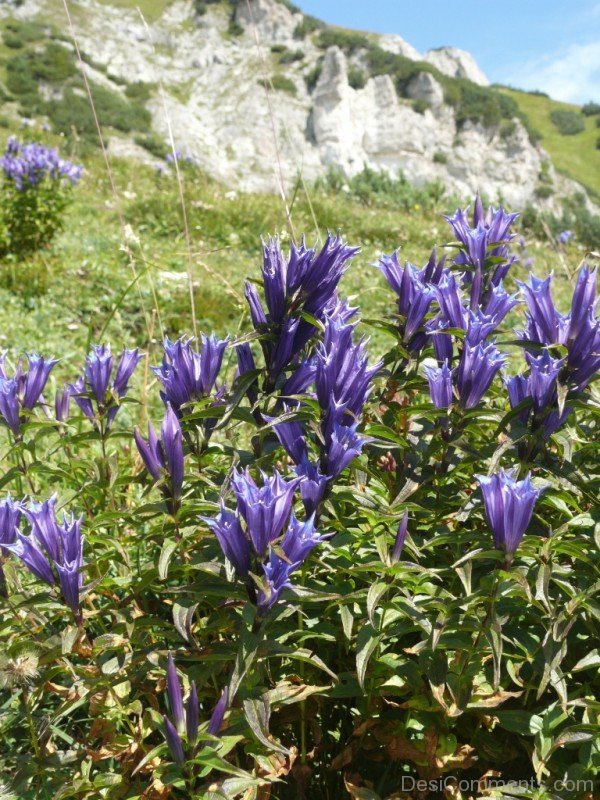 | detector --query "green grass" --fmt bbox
[0,128,573,380]
[500,88,600,197]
